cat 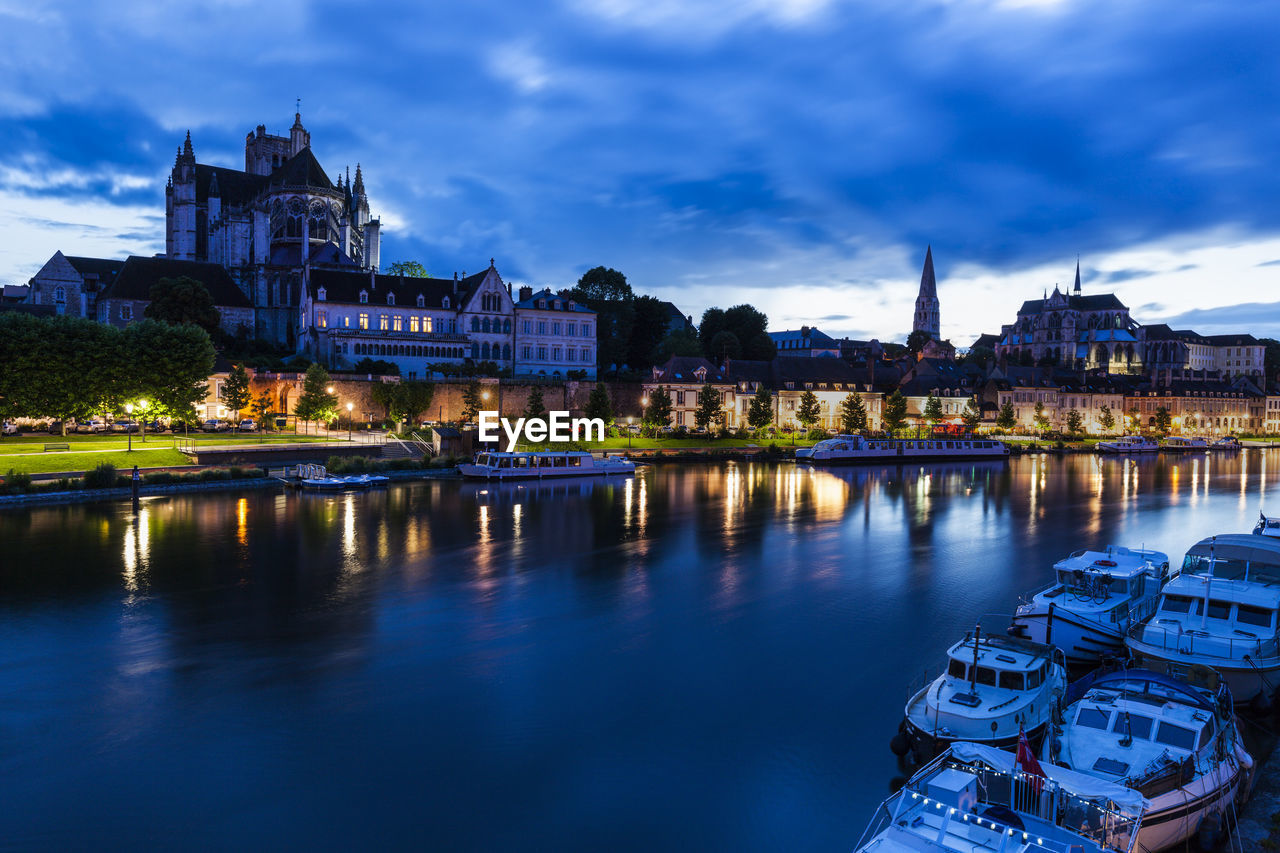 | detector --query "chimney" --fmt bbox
[453,272,458,295]
[518,285,533,302]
